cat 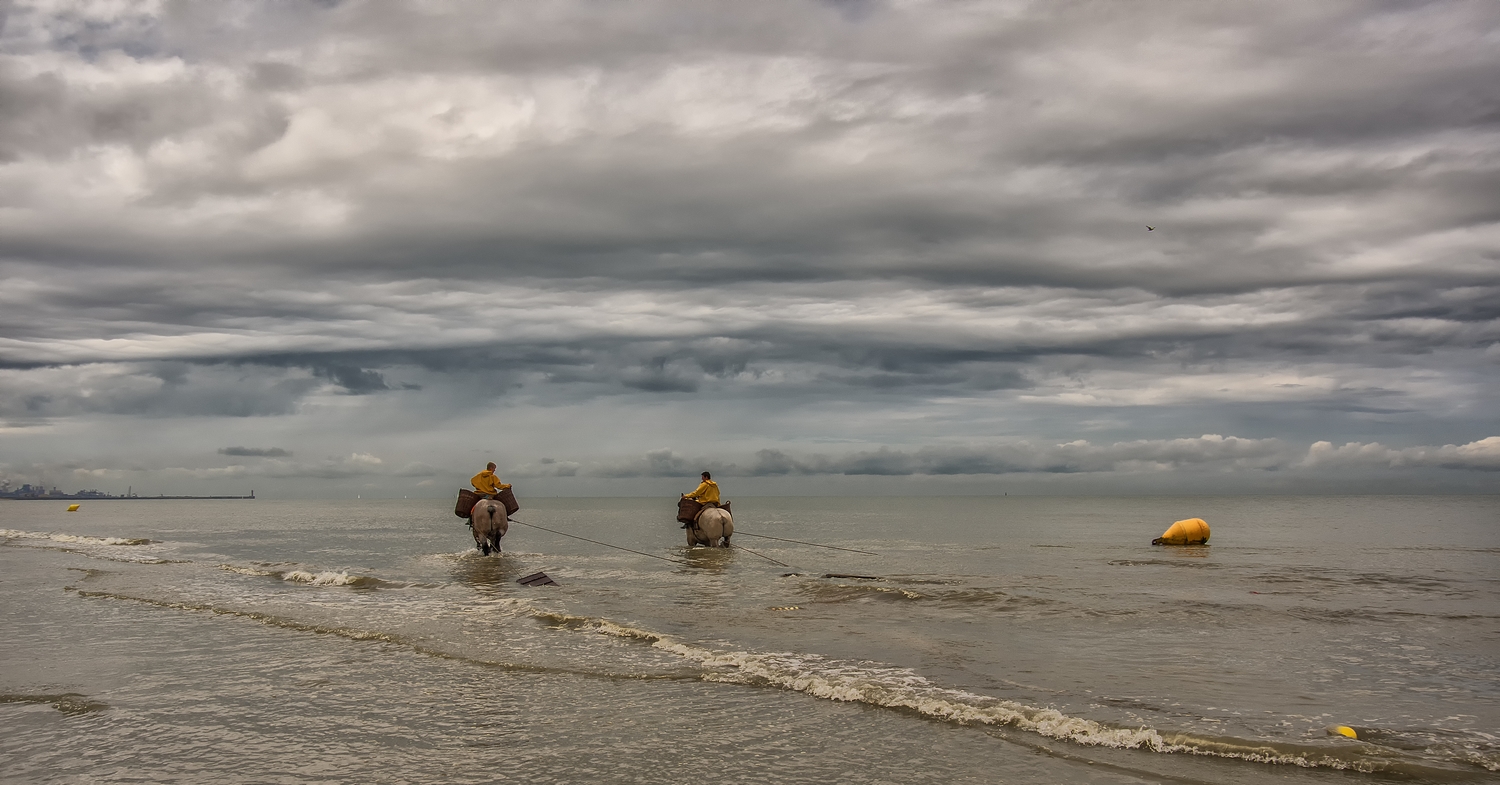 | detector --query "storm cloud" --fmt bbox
[218,446,292,458]
[1,1,1497,496]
